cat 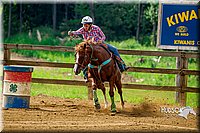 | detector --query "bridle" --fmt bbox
[75,43,96,71]
[75,52,88,71]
